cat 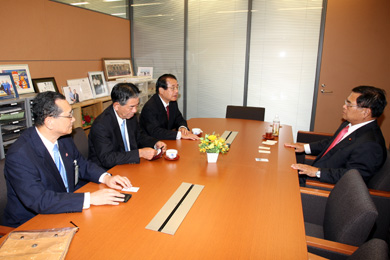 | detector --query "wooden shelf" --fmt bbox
[72,96,112,129]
